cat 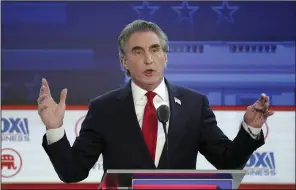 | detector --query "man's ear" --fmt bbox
[164,53,168,67]
[121,56,128,70]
